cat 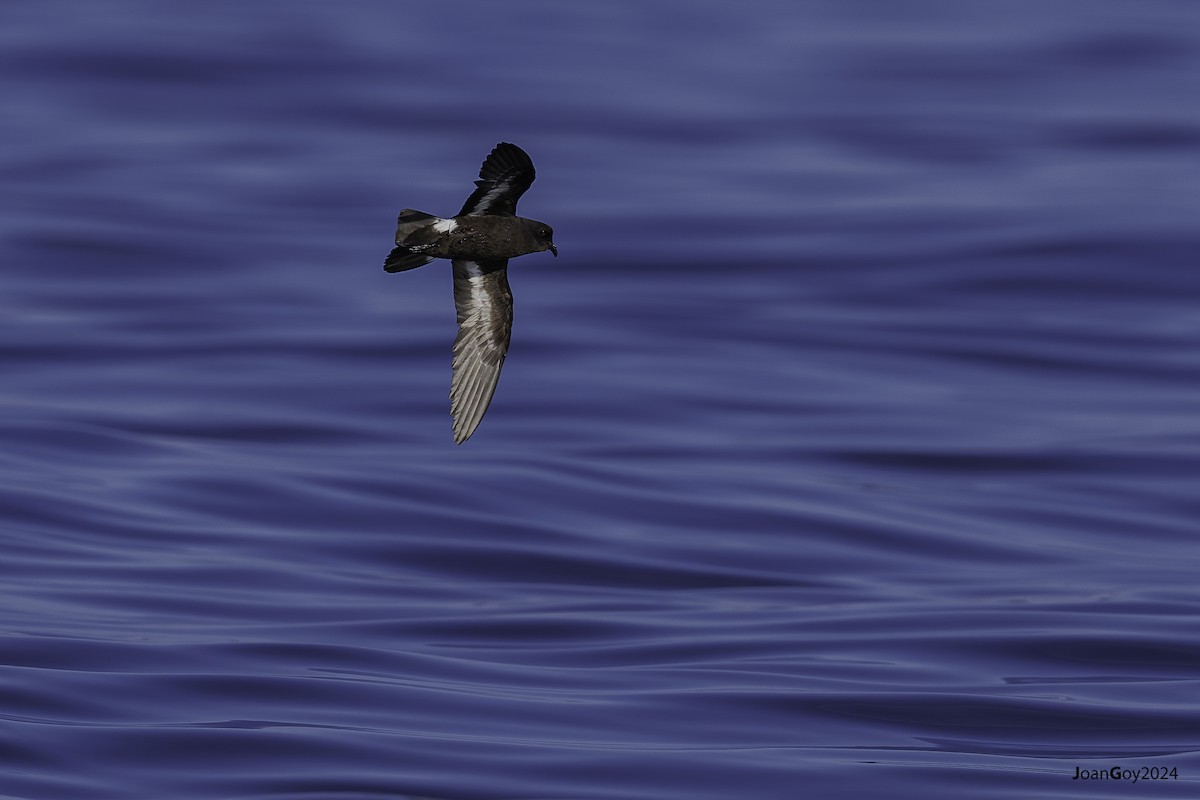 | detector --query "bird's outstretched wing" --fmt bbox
[450,259,512,443]
[456,143,536,218]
